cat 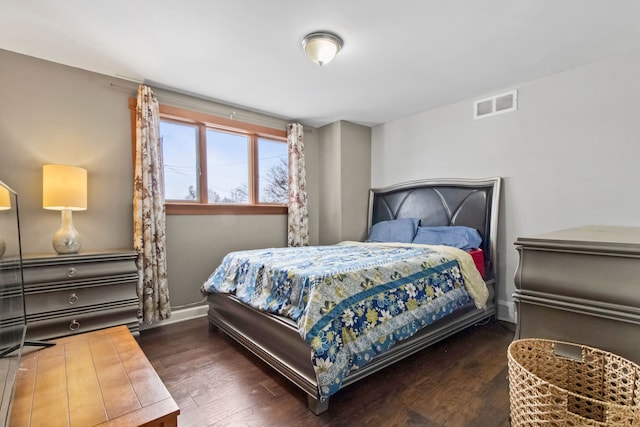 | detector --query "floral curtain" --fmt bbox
[133,84,171,324]
[287,123,309,246]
